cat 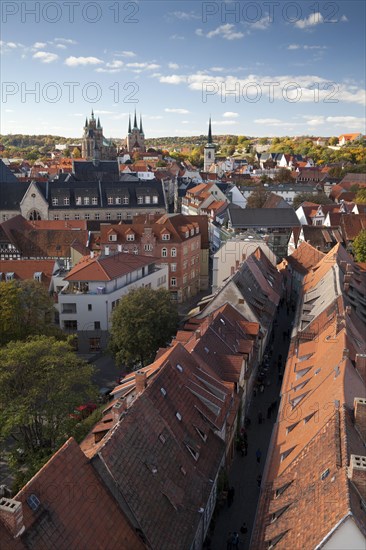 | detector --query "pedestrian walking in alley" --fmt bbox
[257,474,262,487]
[258,411,263,424]
[259,383,264,393]
[240,522,248,535]
[256,448,262,463]
[231,532,239,549]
